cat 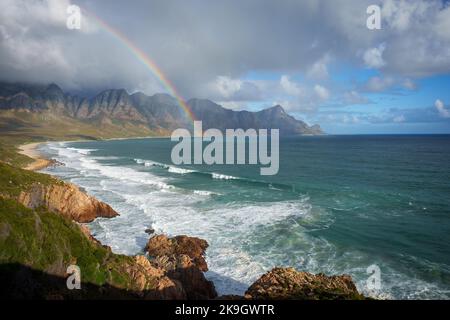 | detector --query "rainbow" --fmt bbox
[83,9,196,122]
